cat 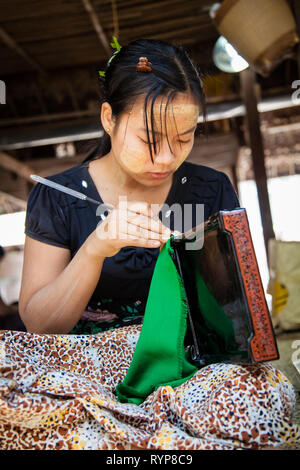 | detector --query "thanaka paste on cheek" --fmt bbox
[174,145,192,170]
[119,144,148,173]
